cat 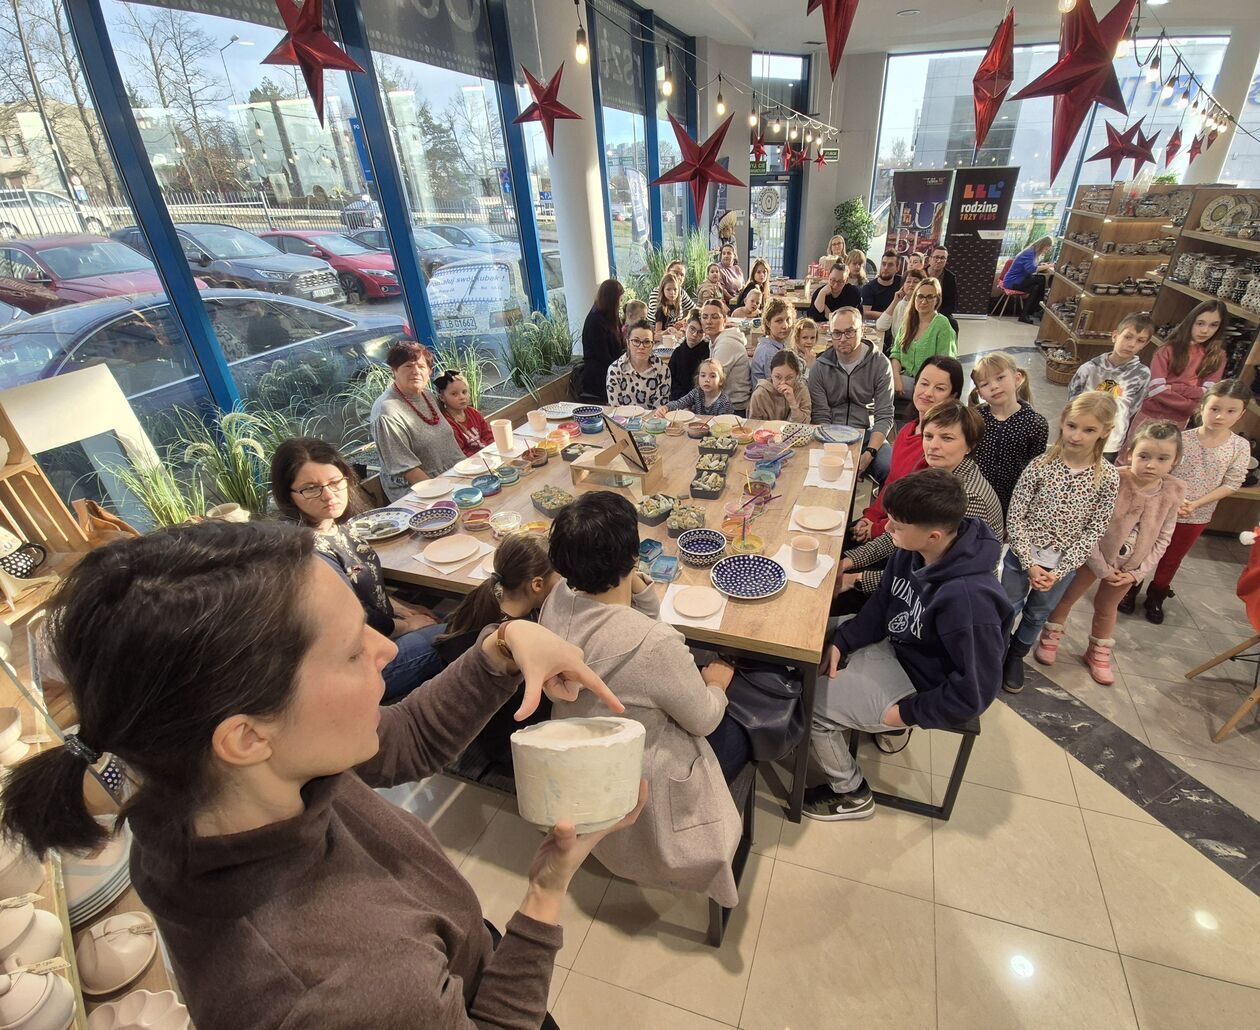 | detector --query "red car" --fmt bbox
[261,230,400,302]
[0,235,200,314]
